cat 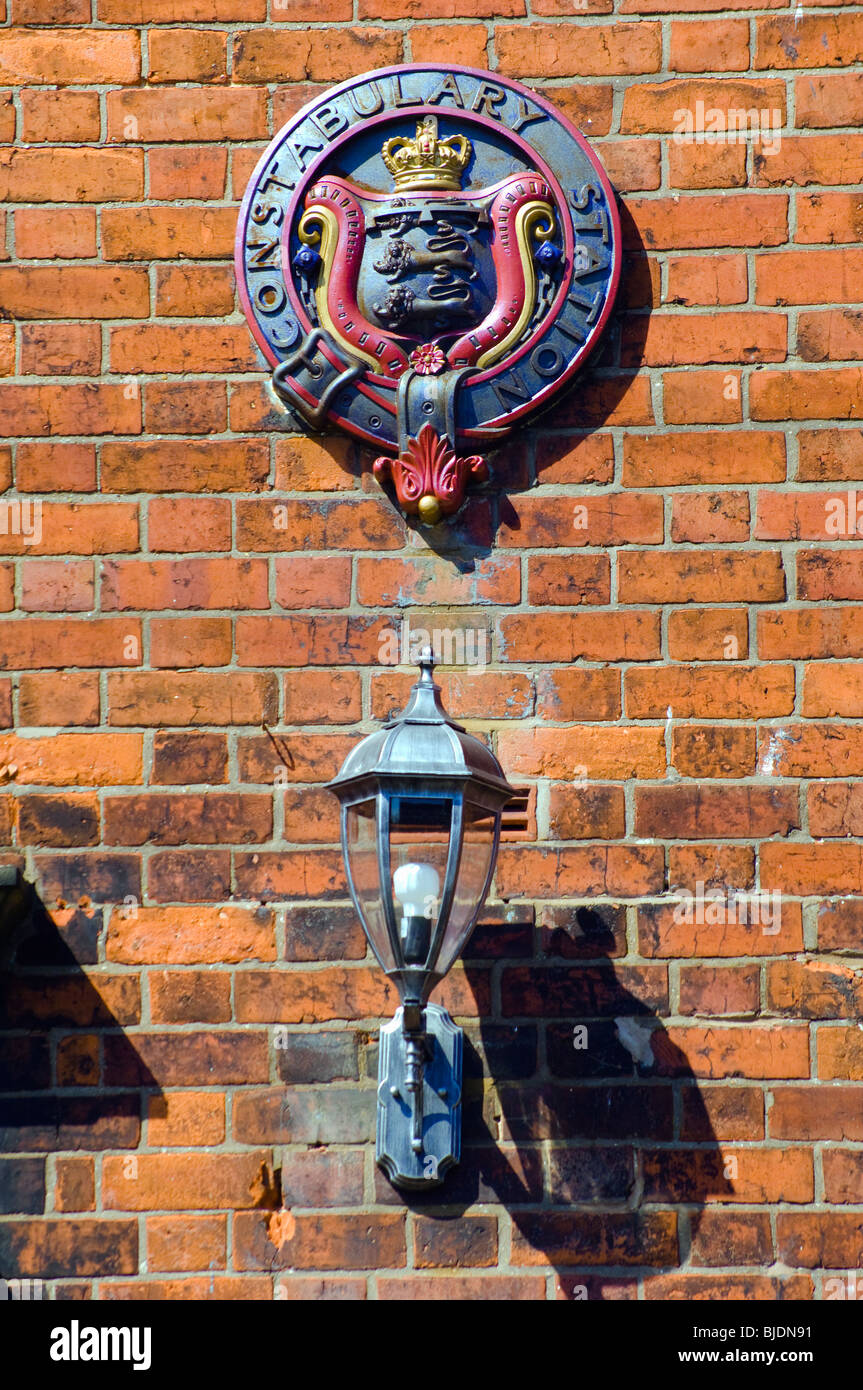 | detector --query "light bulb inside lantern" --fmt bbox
[393,862,440,921]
